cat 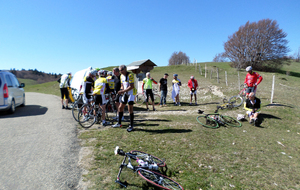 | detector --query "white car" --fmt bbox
[0,70,25,114]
